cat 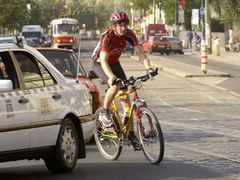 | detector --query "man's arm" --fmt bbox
[134,45,152,69]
